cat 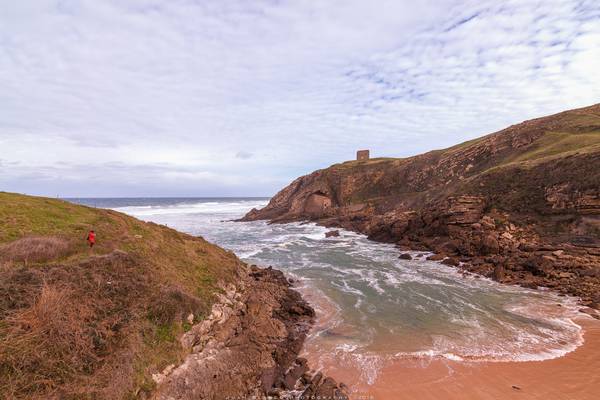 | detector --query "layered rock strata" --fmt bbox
[152,265,349,400]
[241,104,600,312]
